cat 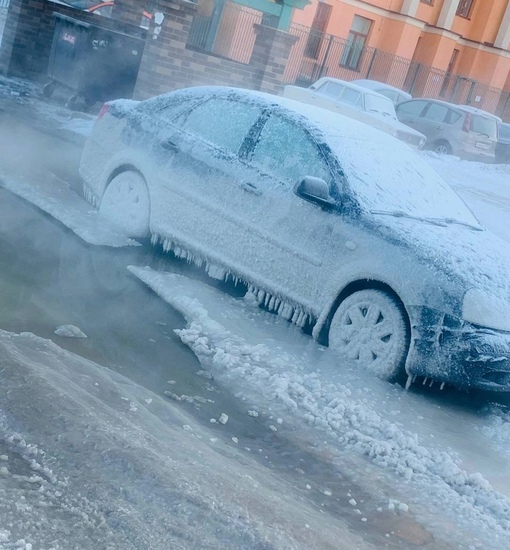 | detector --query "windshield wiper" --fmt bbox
[370,210,483,231]
[434,217,483,231]
[370,210,448,226]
